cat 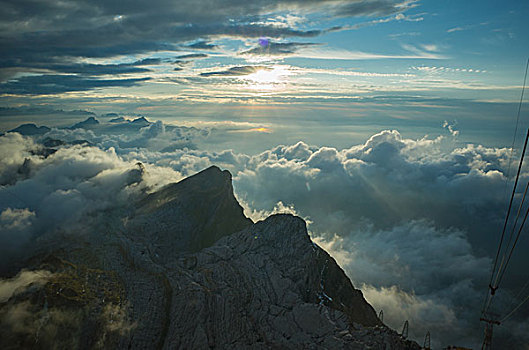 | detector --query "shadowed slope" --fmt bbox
[130,166,253,256]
